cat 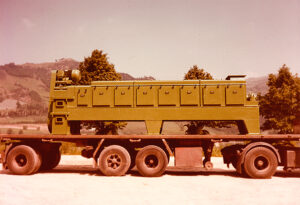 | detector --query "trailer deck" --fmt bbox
[1,134,300,141]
